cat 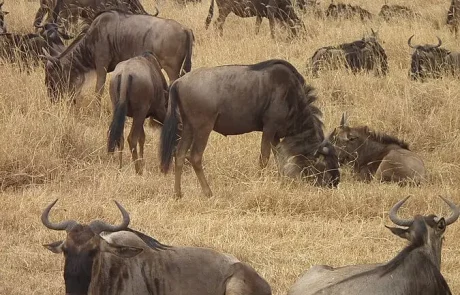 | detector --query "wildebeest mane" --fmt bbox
[248,59,306,85]
[354,126,409,149]
[89,7,134,23]
[56,28,94,72]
